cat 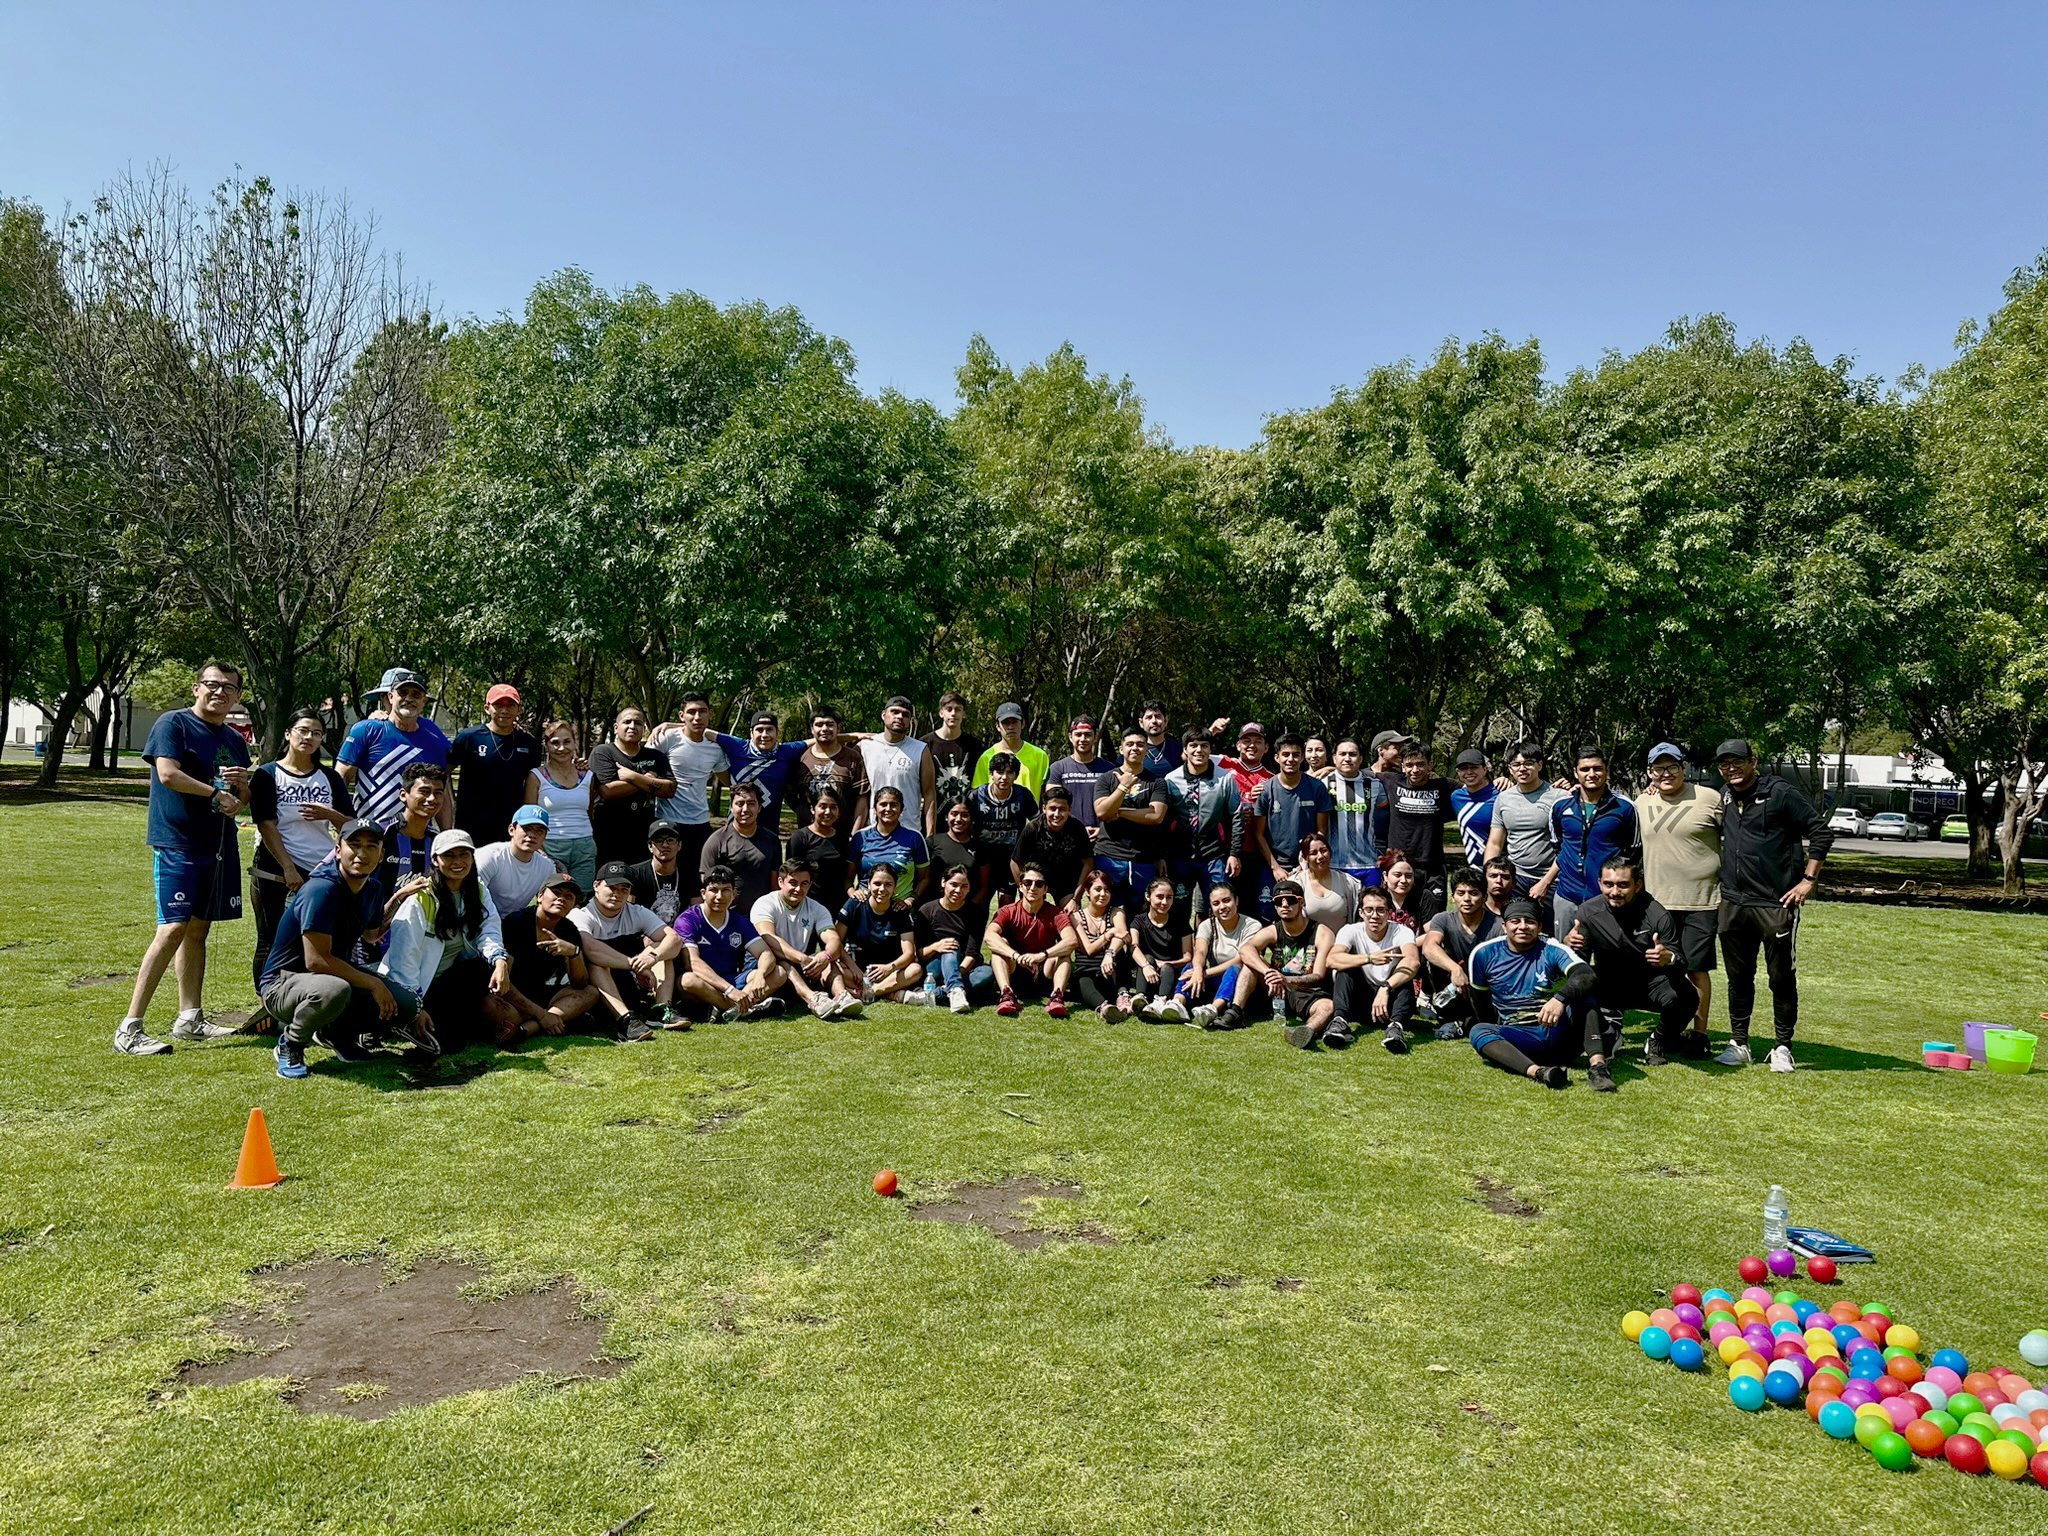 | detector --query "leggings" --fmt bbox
[250,873,289,992]
[1130,959,1184,1005]
[1071,948,1129,1009]
[1470,998,1600,1074]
